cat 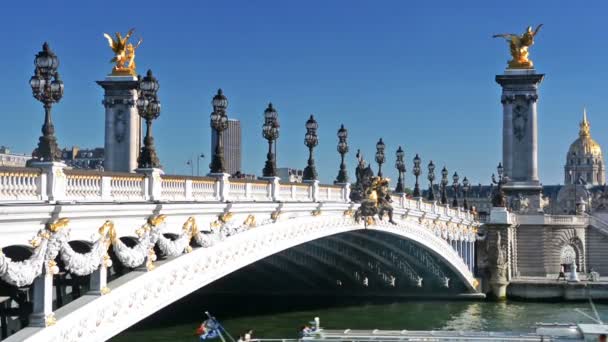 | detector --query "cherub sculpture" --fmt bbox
[103,28,142,76]
[493,24,543,69]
